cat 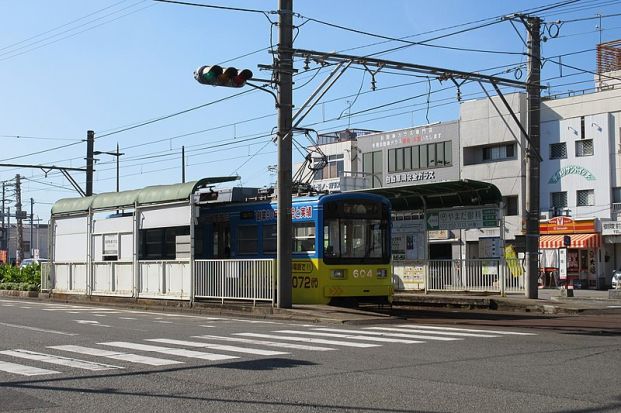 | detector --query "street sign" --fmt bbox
[426,207,499,230]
